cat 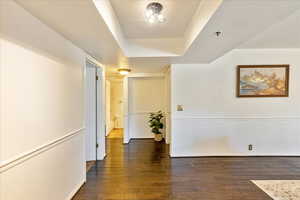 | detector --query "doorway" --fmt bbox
[106,78,124,140]
[85,60,105,172]
[123,75,167,143]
